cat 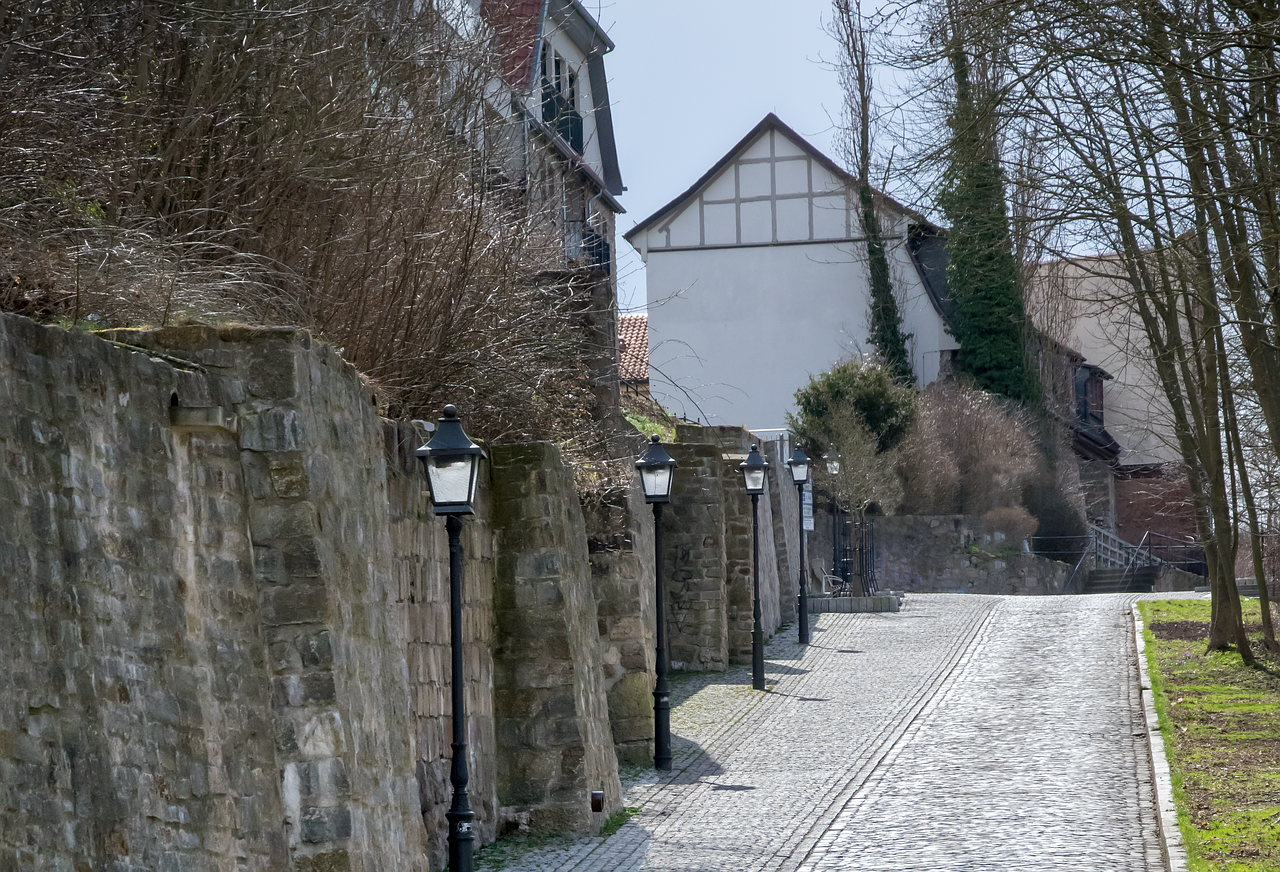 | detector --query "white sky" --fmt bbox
[595,1,850,312]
